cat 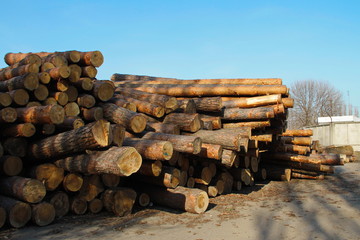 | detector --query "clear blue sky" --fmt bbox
[1,1,359,107]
